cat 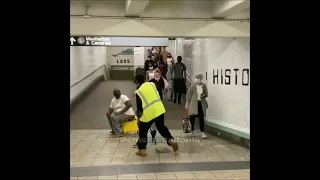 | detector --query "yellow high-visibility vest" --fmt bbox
[135,82,166,122]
